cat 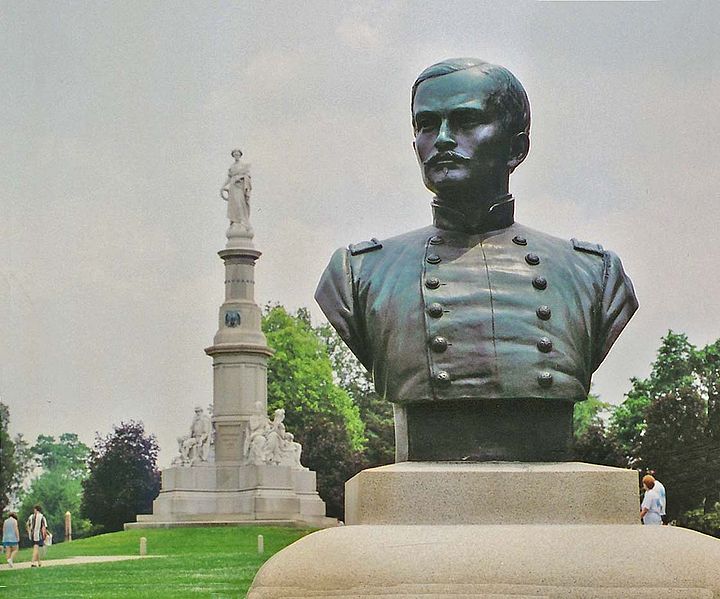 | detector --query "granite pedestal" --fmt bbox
[248,462,720,597]
[126,463,335,529]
